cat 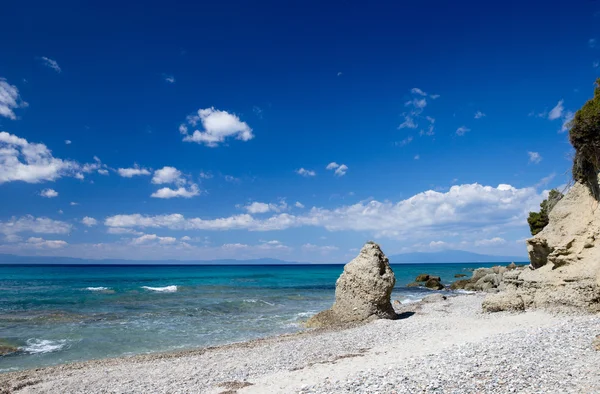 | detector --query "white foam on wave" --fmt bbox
[243,299,275,306]
[141,285,178,293]
[85,287,110,291]
[22,339,67,354]
[454,289,476,294]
